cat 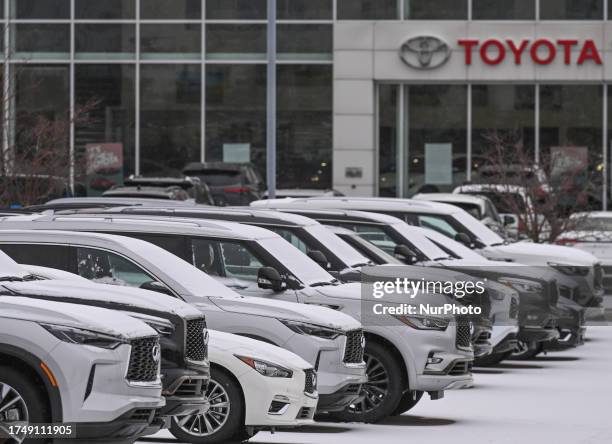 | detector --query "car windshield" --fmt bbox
[422,228,486,261]
[125,237,241,298]
[575,217,612,231]
[199,170,241,186]
[390,223,454,260]
[303,224,371,268]
[464,191,526,213]
[450,210,505,246]
[440,201,481,219]
[257,236,337,286]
